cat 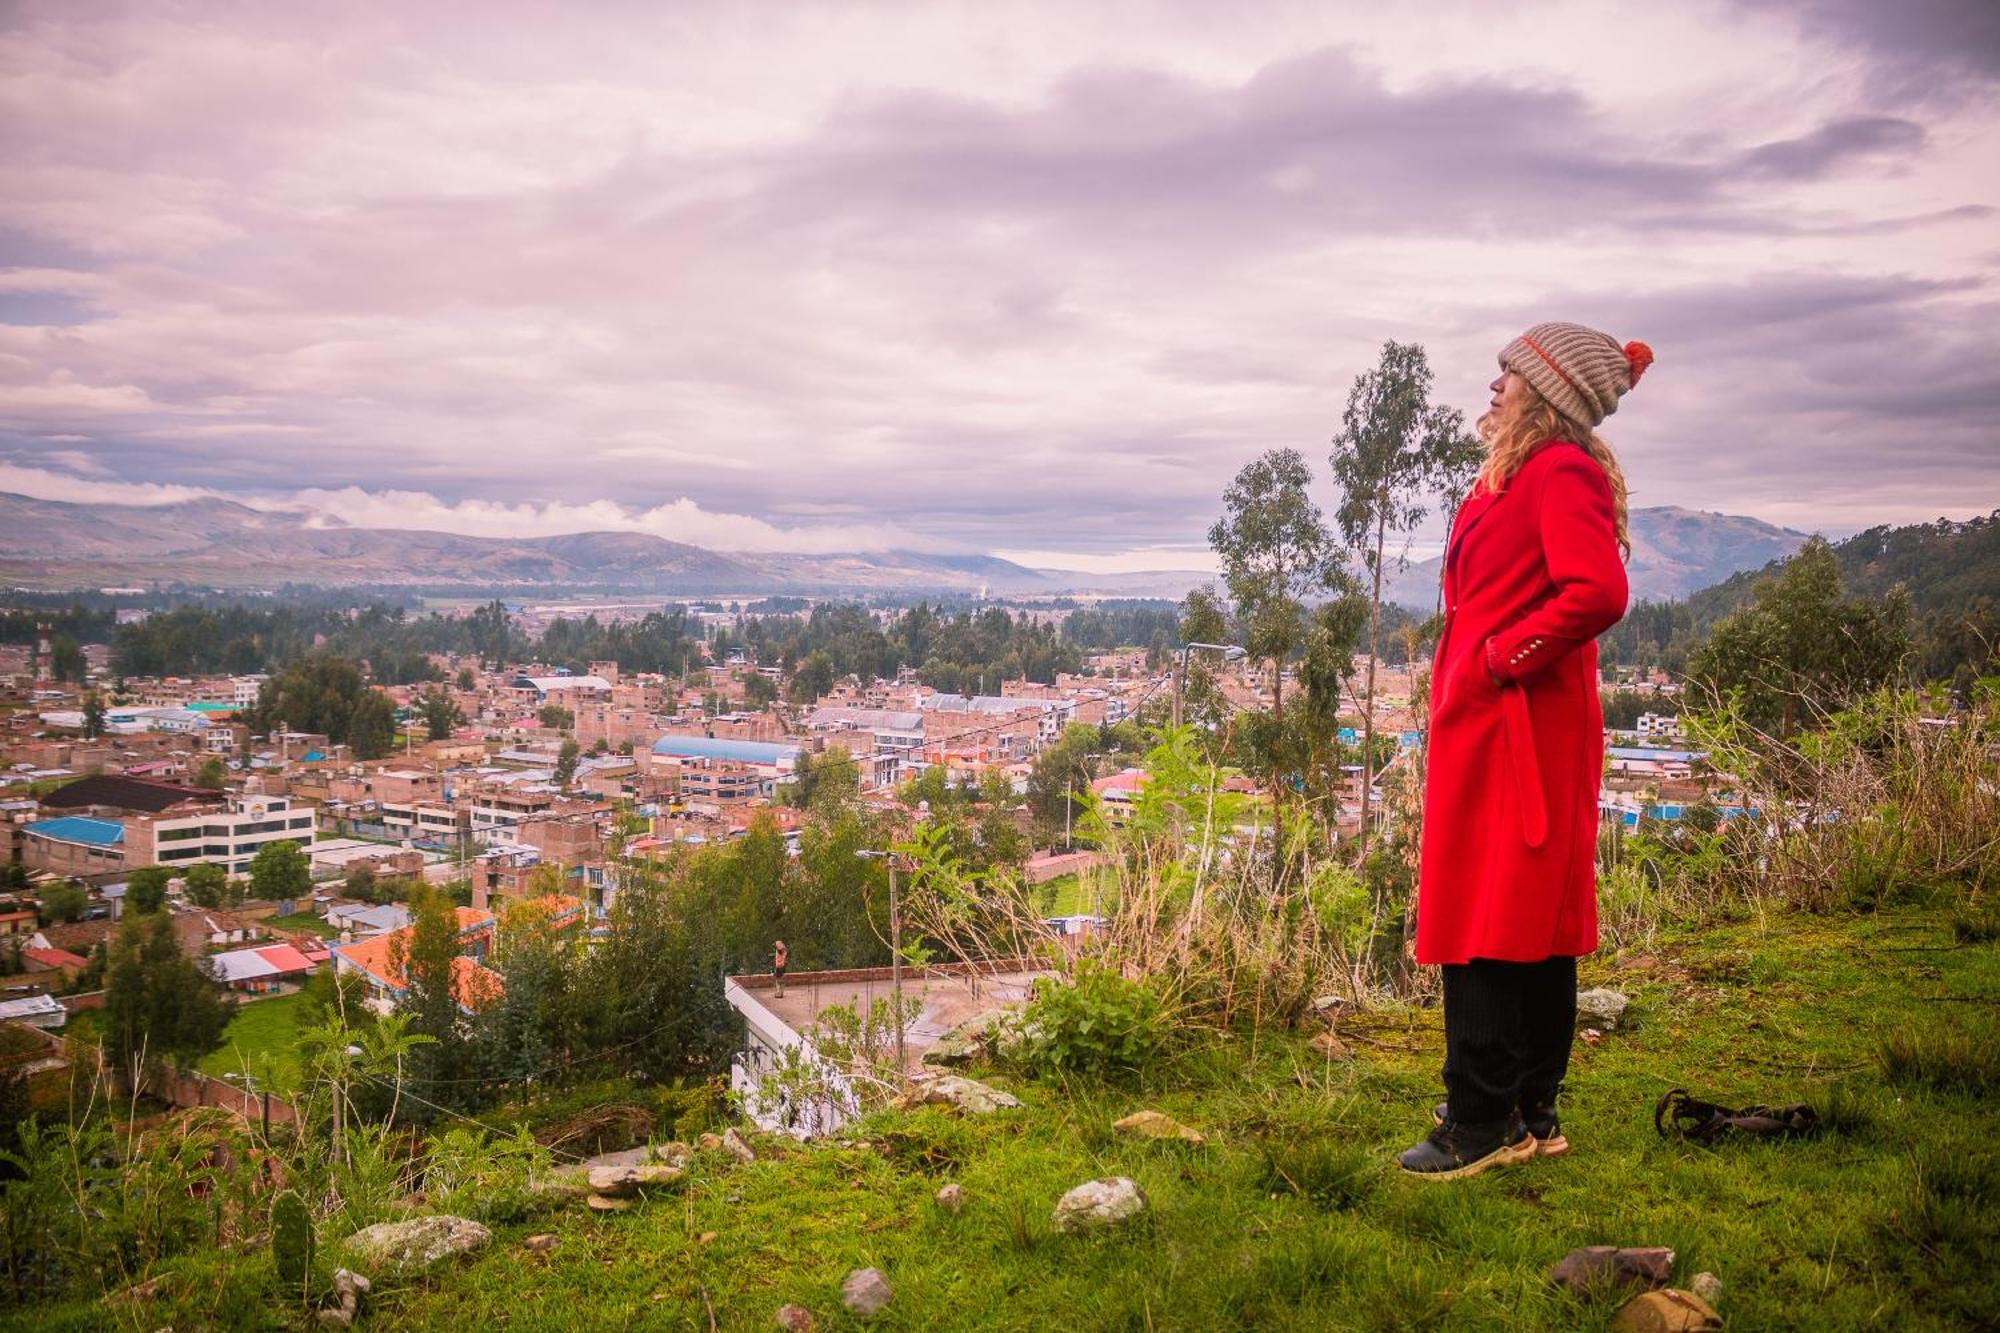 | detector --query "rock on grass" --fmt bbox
[841,1267,893,1317]
[1053,1177,1148,1234]
[1112,1110,1205,1144]
[344,1216,490,1273]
